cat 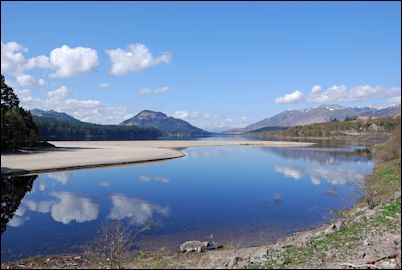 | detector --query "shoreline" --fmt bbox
[1,140,314,176]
